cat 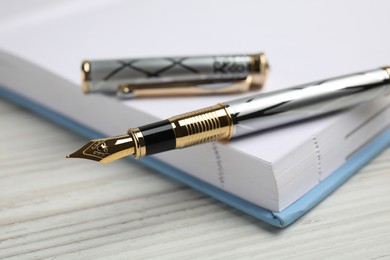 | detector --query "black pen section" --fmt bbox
[139,120,176,155]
